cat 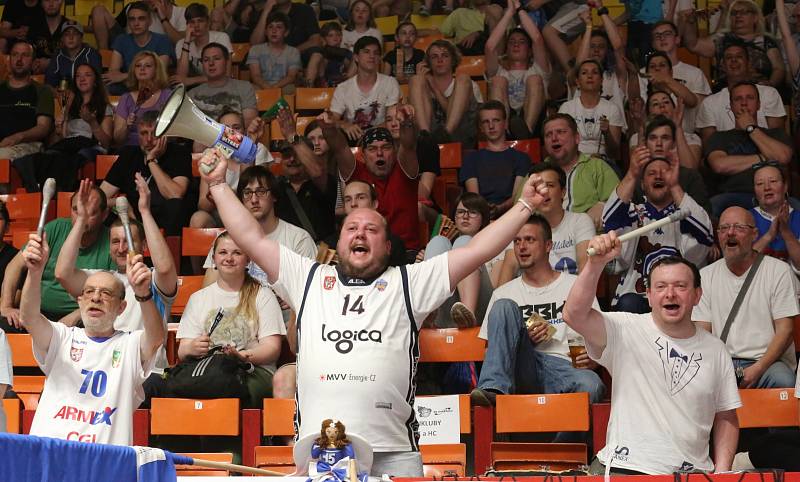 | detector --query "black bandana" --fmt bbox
[360,127,394,148]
